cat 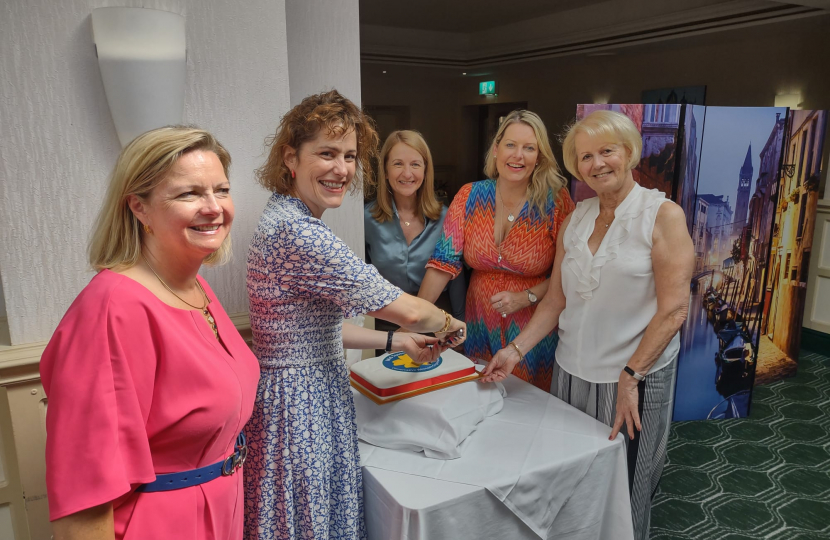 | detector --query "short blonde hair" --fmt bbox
[257,89,379,195]
[562,110,642,181]
[368,130,442,223]
[483,110,568,215]
[89,126,232,270]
